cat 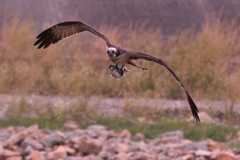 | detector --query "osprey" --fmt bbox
[34,21,200,122]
